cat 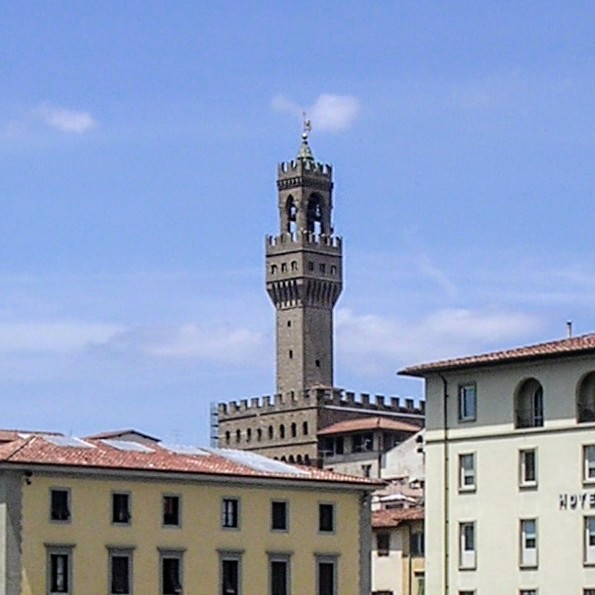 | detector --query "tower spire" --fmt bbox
[297,113,314,162]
